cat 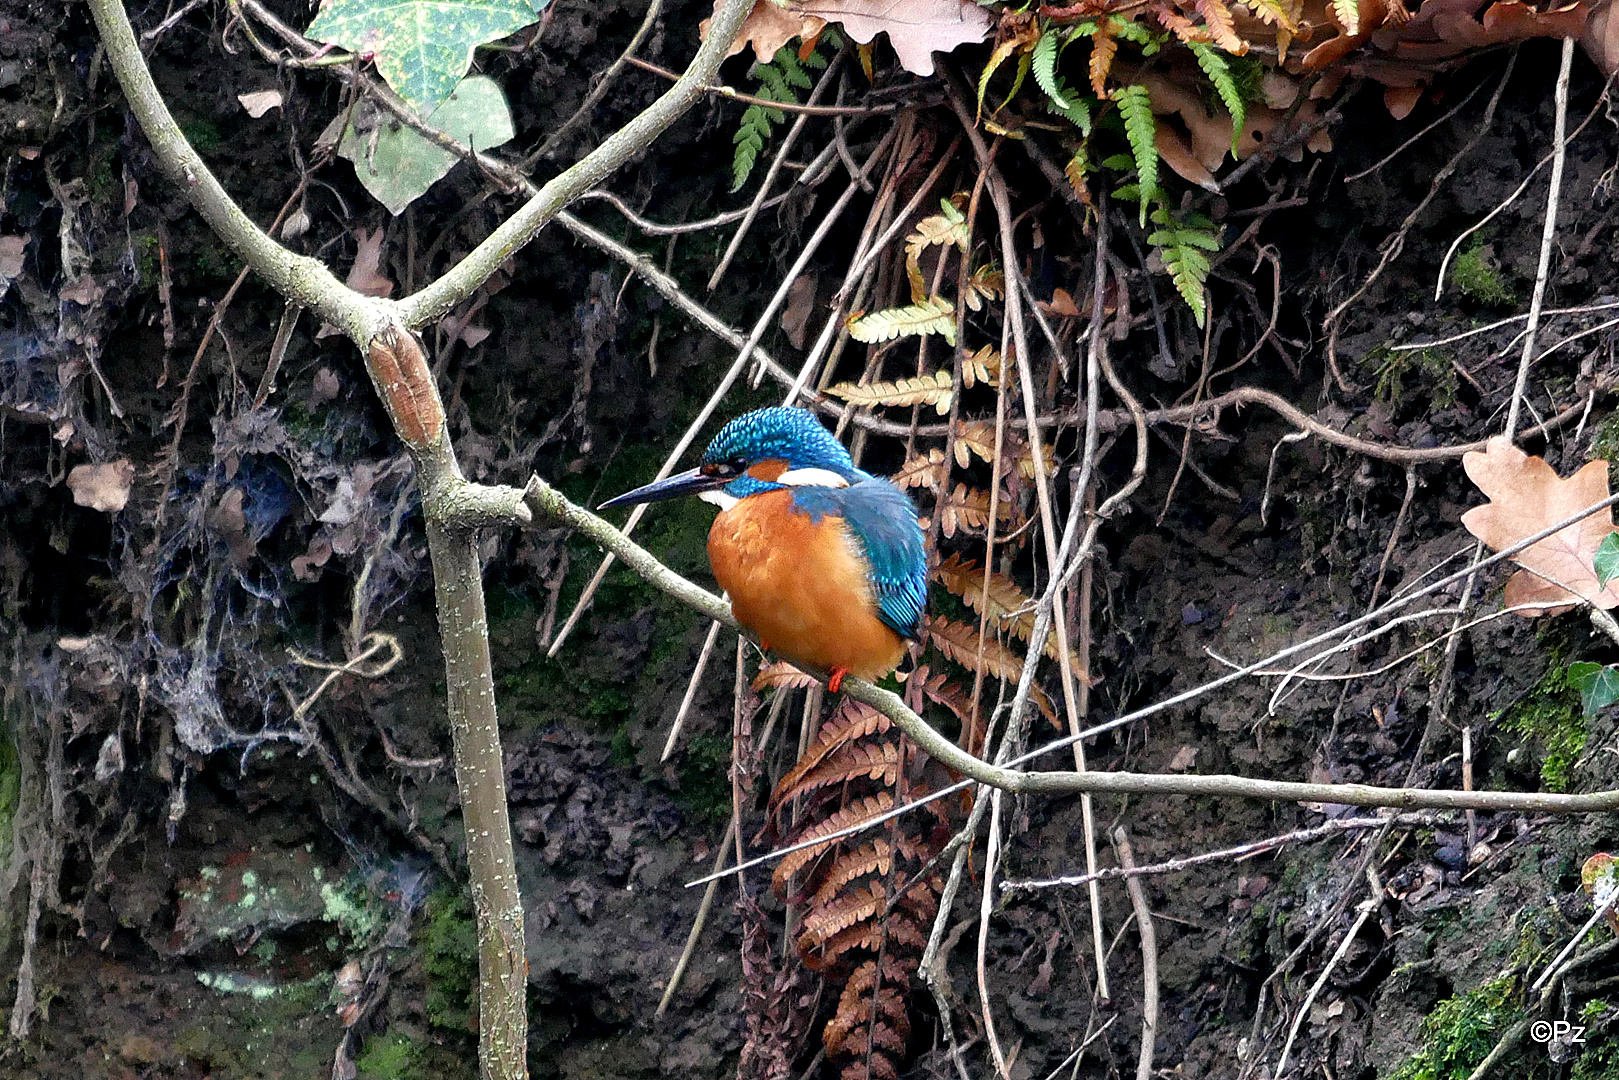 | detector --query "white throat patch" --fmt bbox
[699,489,740,510]
[776,468,850,488]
